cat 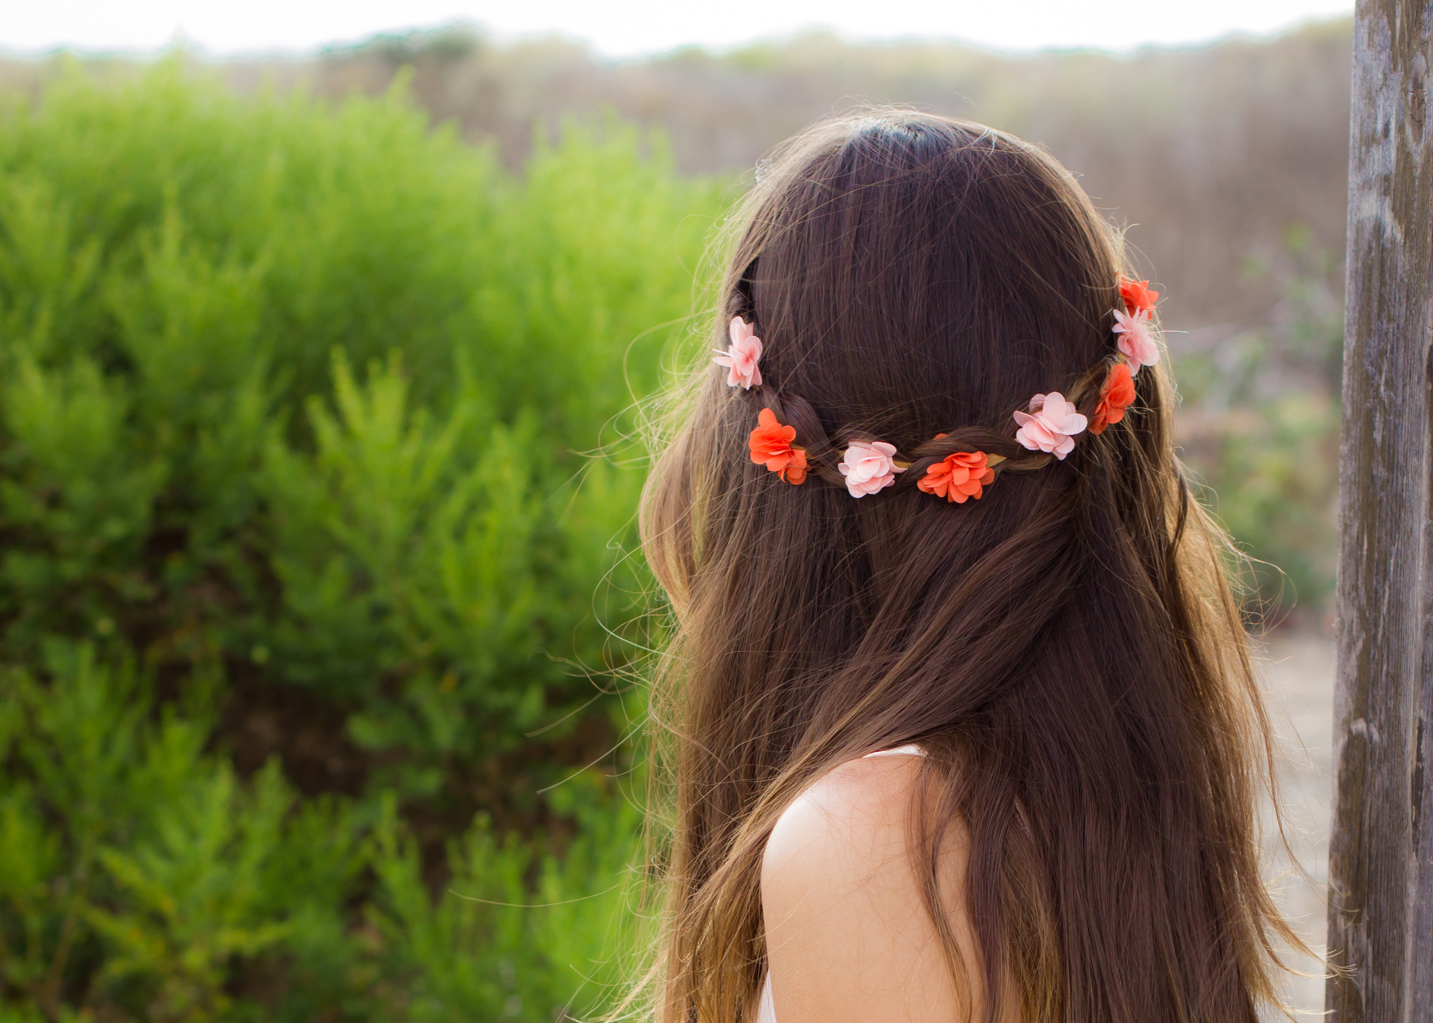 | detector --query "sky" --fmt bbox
[2,0,1355,58]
